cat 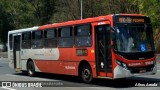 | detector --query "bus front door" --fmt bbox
[13,35,21,70]
[95,24,112,78]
